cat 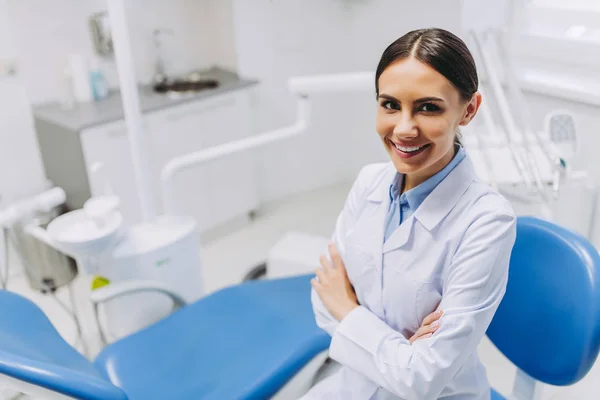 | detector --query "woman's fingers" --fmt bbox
[315,268,327,284]
[328,243,345,272]
[409,319,442,344]
[320,254,333,273]
[421,309,443,327]
[411,333,433,343]
[410,328,430,344]
[311,277,324,294]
